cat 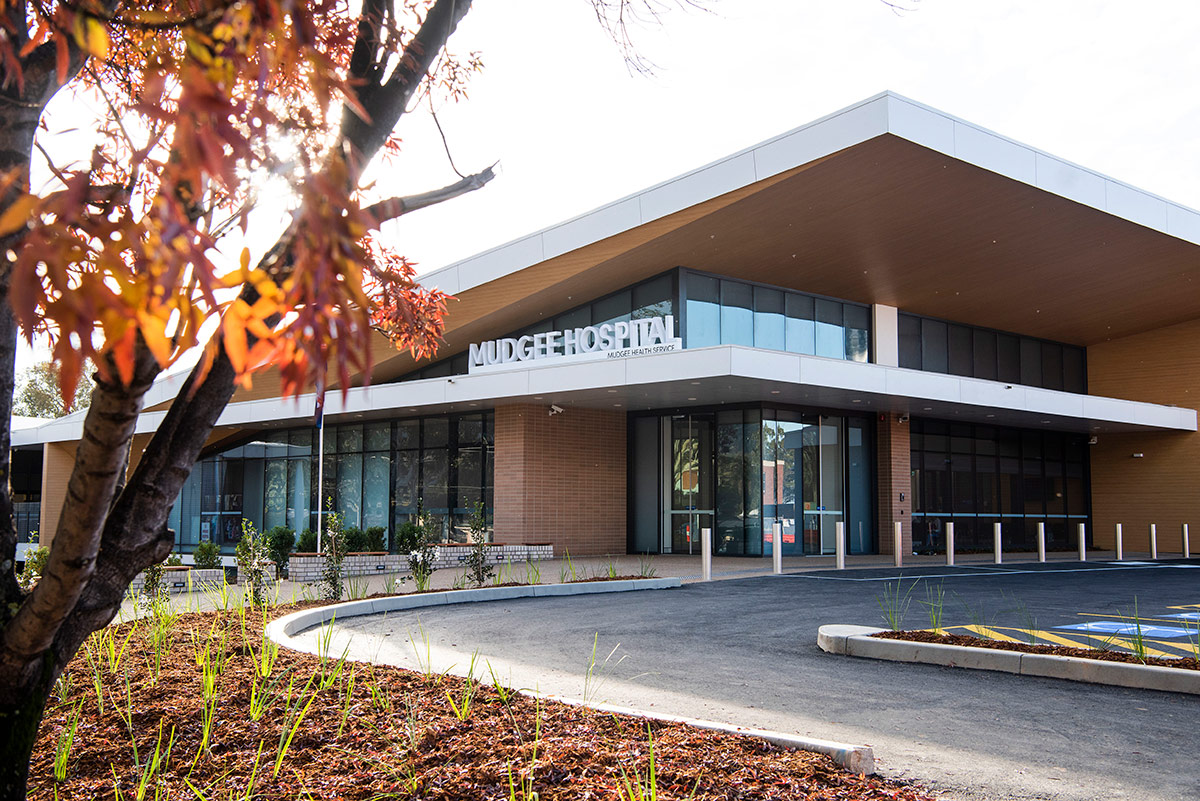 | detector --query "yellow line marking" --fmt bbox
[961,624,1021,642]
[1144,639,1200,656]
[1025,629,1096,649]
[1167,604,1200,610]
